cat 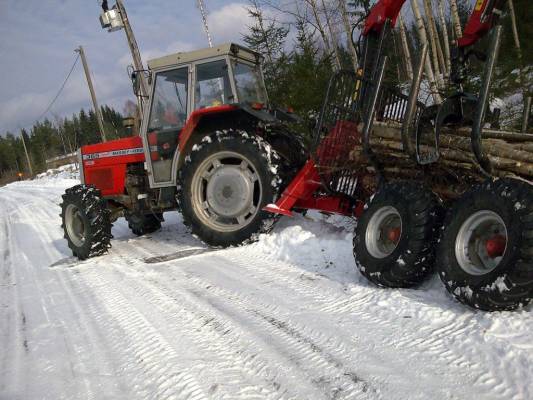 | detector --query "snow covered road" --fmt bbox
[1,175,533,399]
